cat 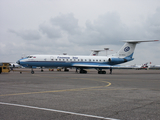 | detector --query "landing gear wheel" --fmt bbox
[98,71,106,74]
[31,71,34,74]
[64,68,69,72]
[41,67,43,72]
